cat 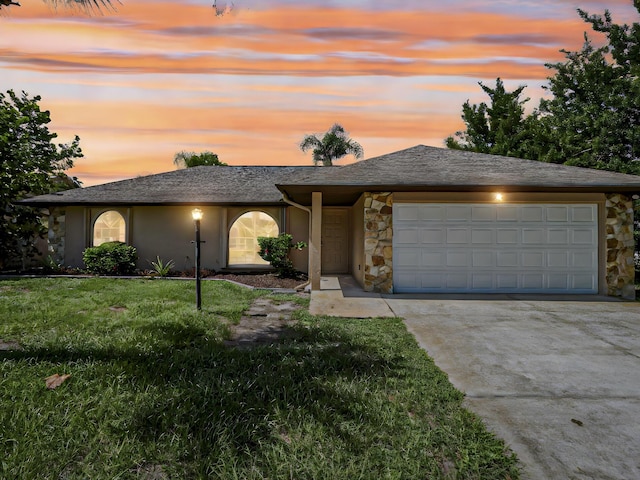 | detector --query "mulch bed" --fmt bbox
[212,273,308,290]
